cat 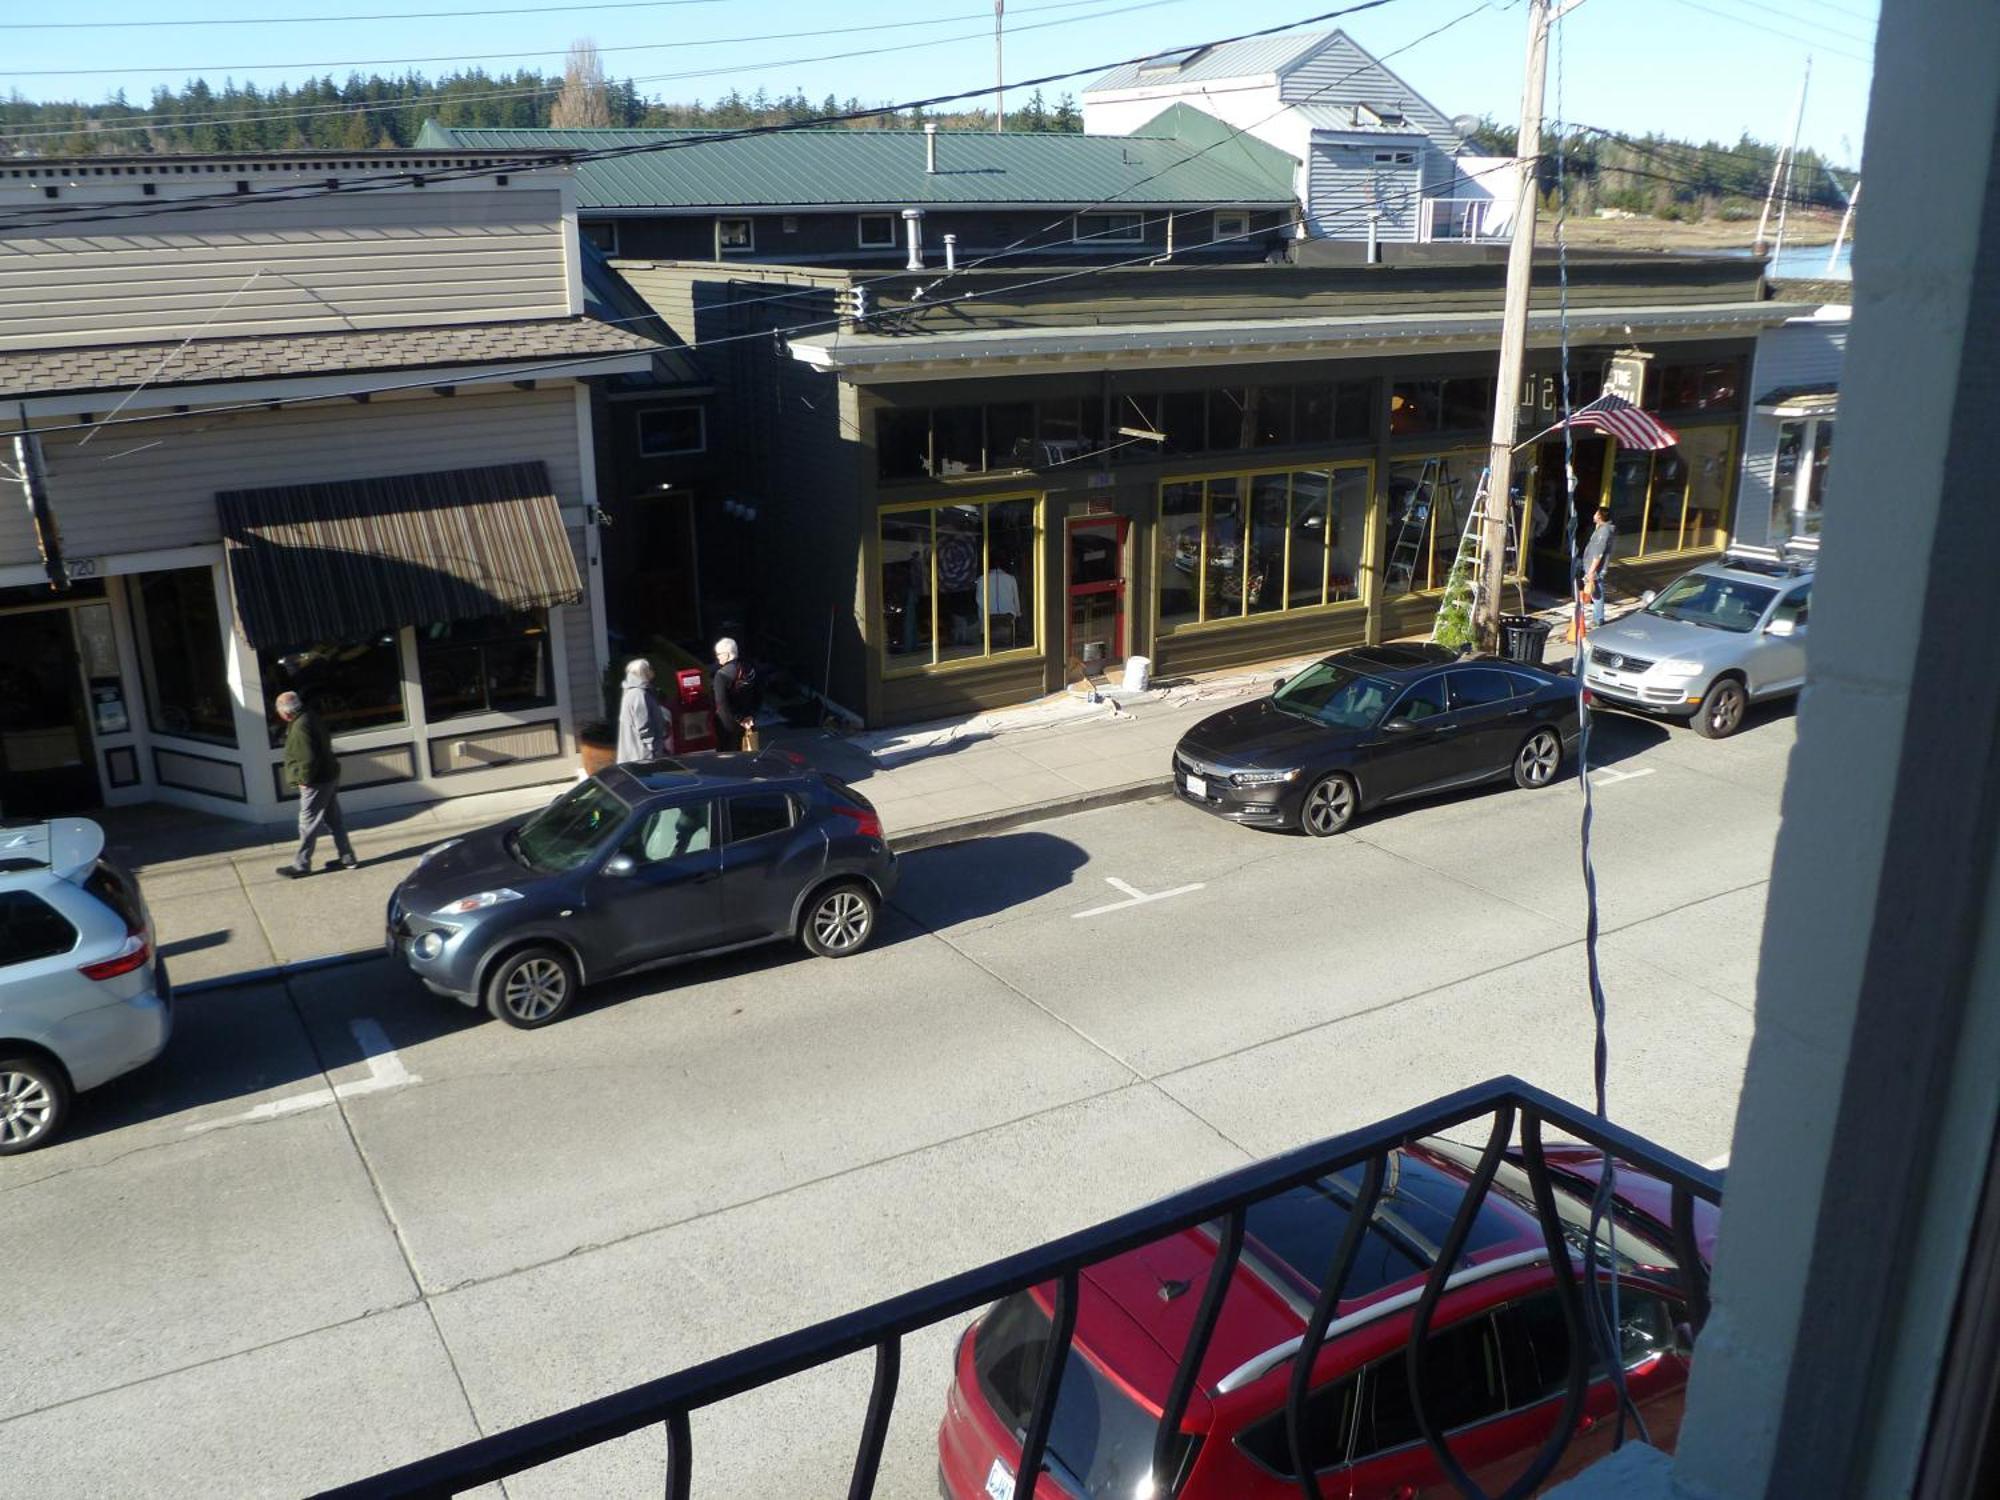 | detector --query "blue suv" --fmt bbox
[387,754,896,1028]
